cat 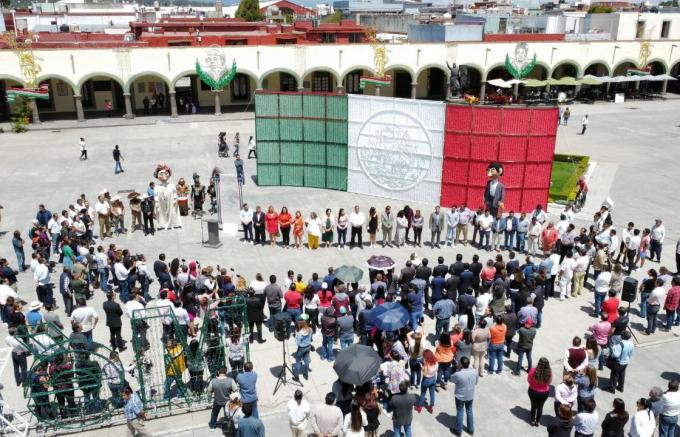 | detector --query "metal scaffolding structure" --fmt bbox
[14,295,250,433]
